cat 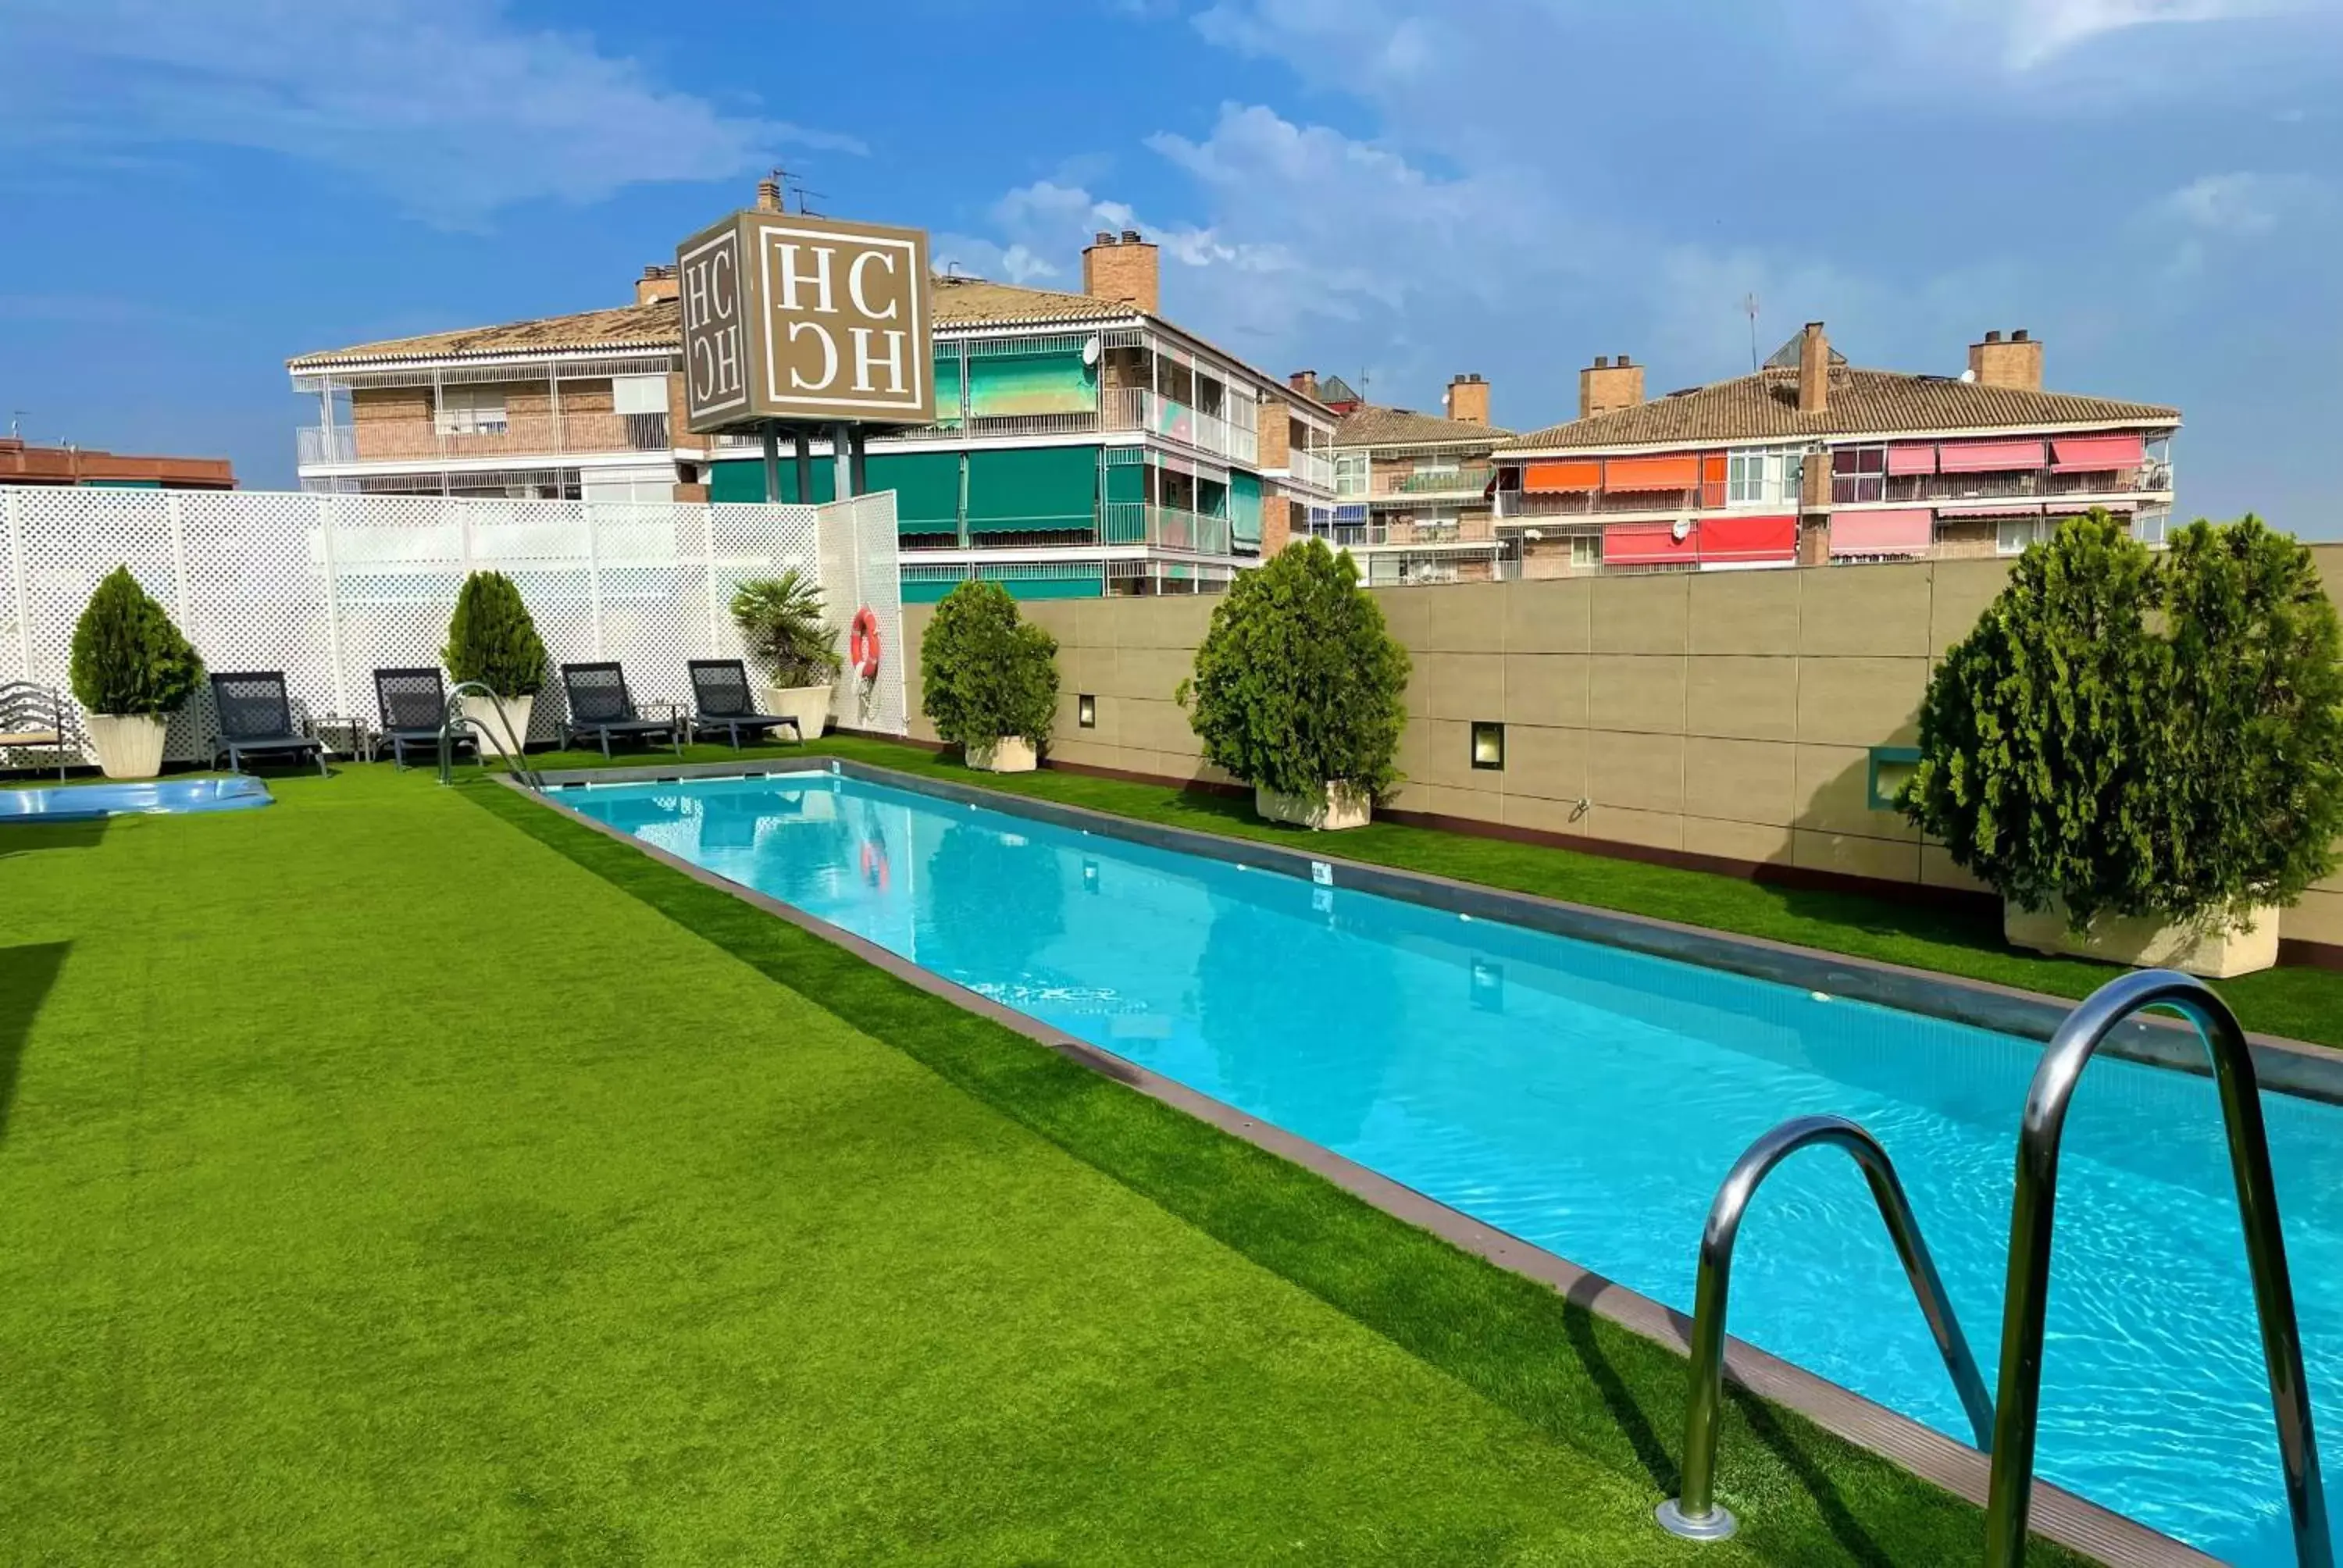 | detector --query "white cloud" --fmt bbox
[0,0,859,226]
[2154,170,2328,234]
